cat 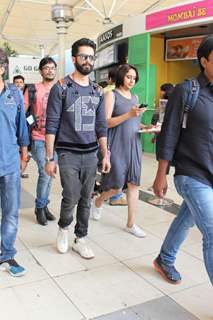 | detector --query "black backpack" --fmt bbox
[24,84,36,124]
[157,78,200,166]
[24,84,37,150]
